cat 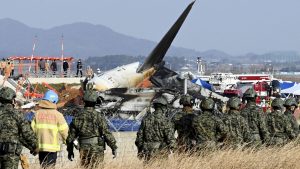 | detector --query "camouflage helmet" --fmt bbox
[179,94,194,106]
[152,96,168,106]
[284,98,297,107]
[0,87,16,101]
[271,98,284,108]
[243,88,257,98]
[227,97,241,109]
[83,90,98,103]
[200,98,215,110]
